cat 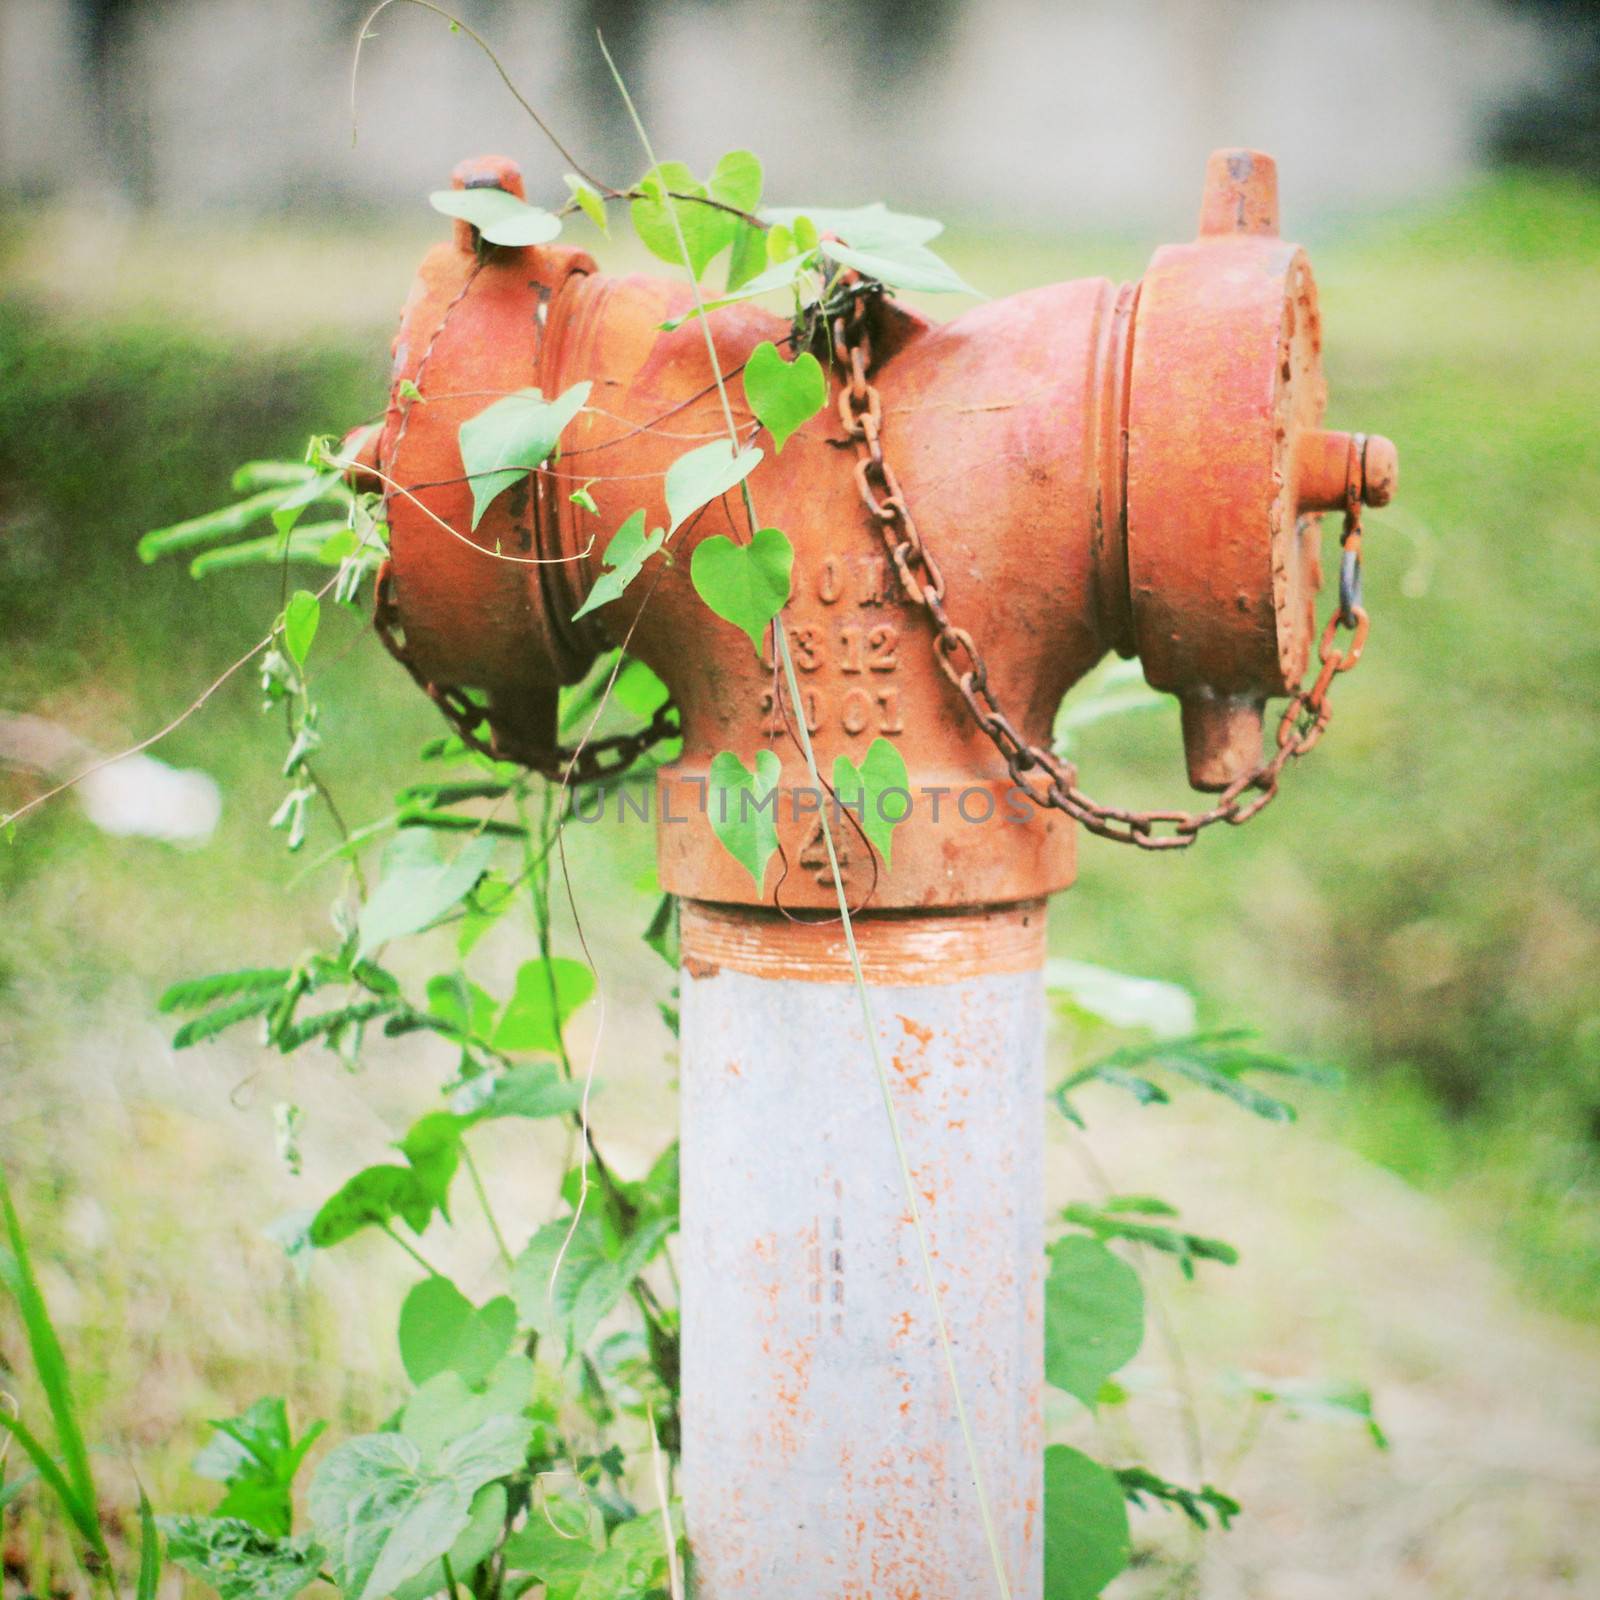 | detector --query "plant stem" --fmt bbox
[534,789,574,1078]
[647,1404,684,1600]
[378,1222,441,1277]
[463,1142,515,1274]
[1218,1393,1270,1483]
[2,564,346,832]
[352,2,604,184]
[1063,1124,1206,1482]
